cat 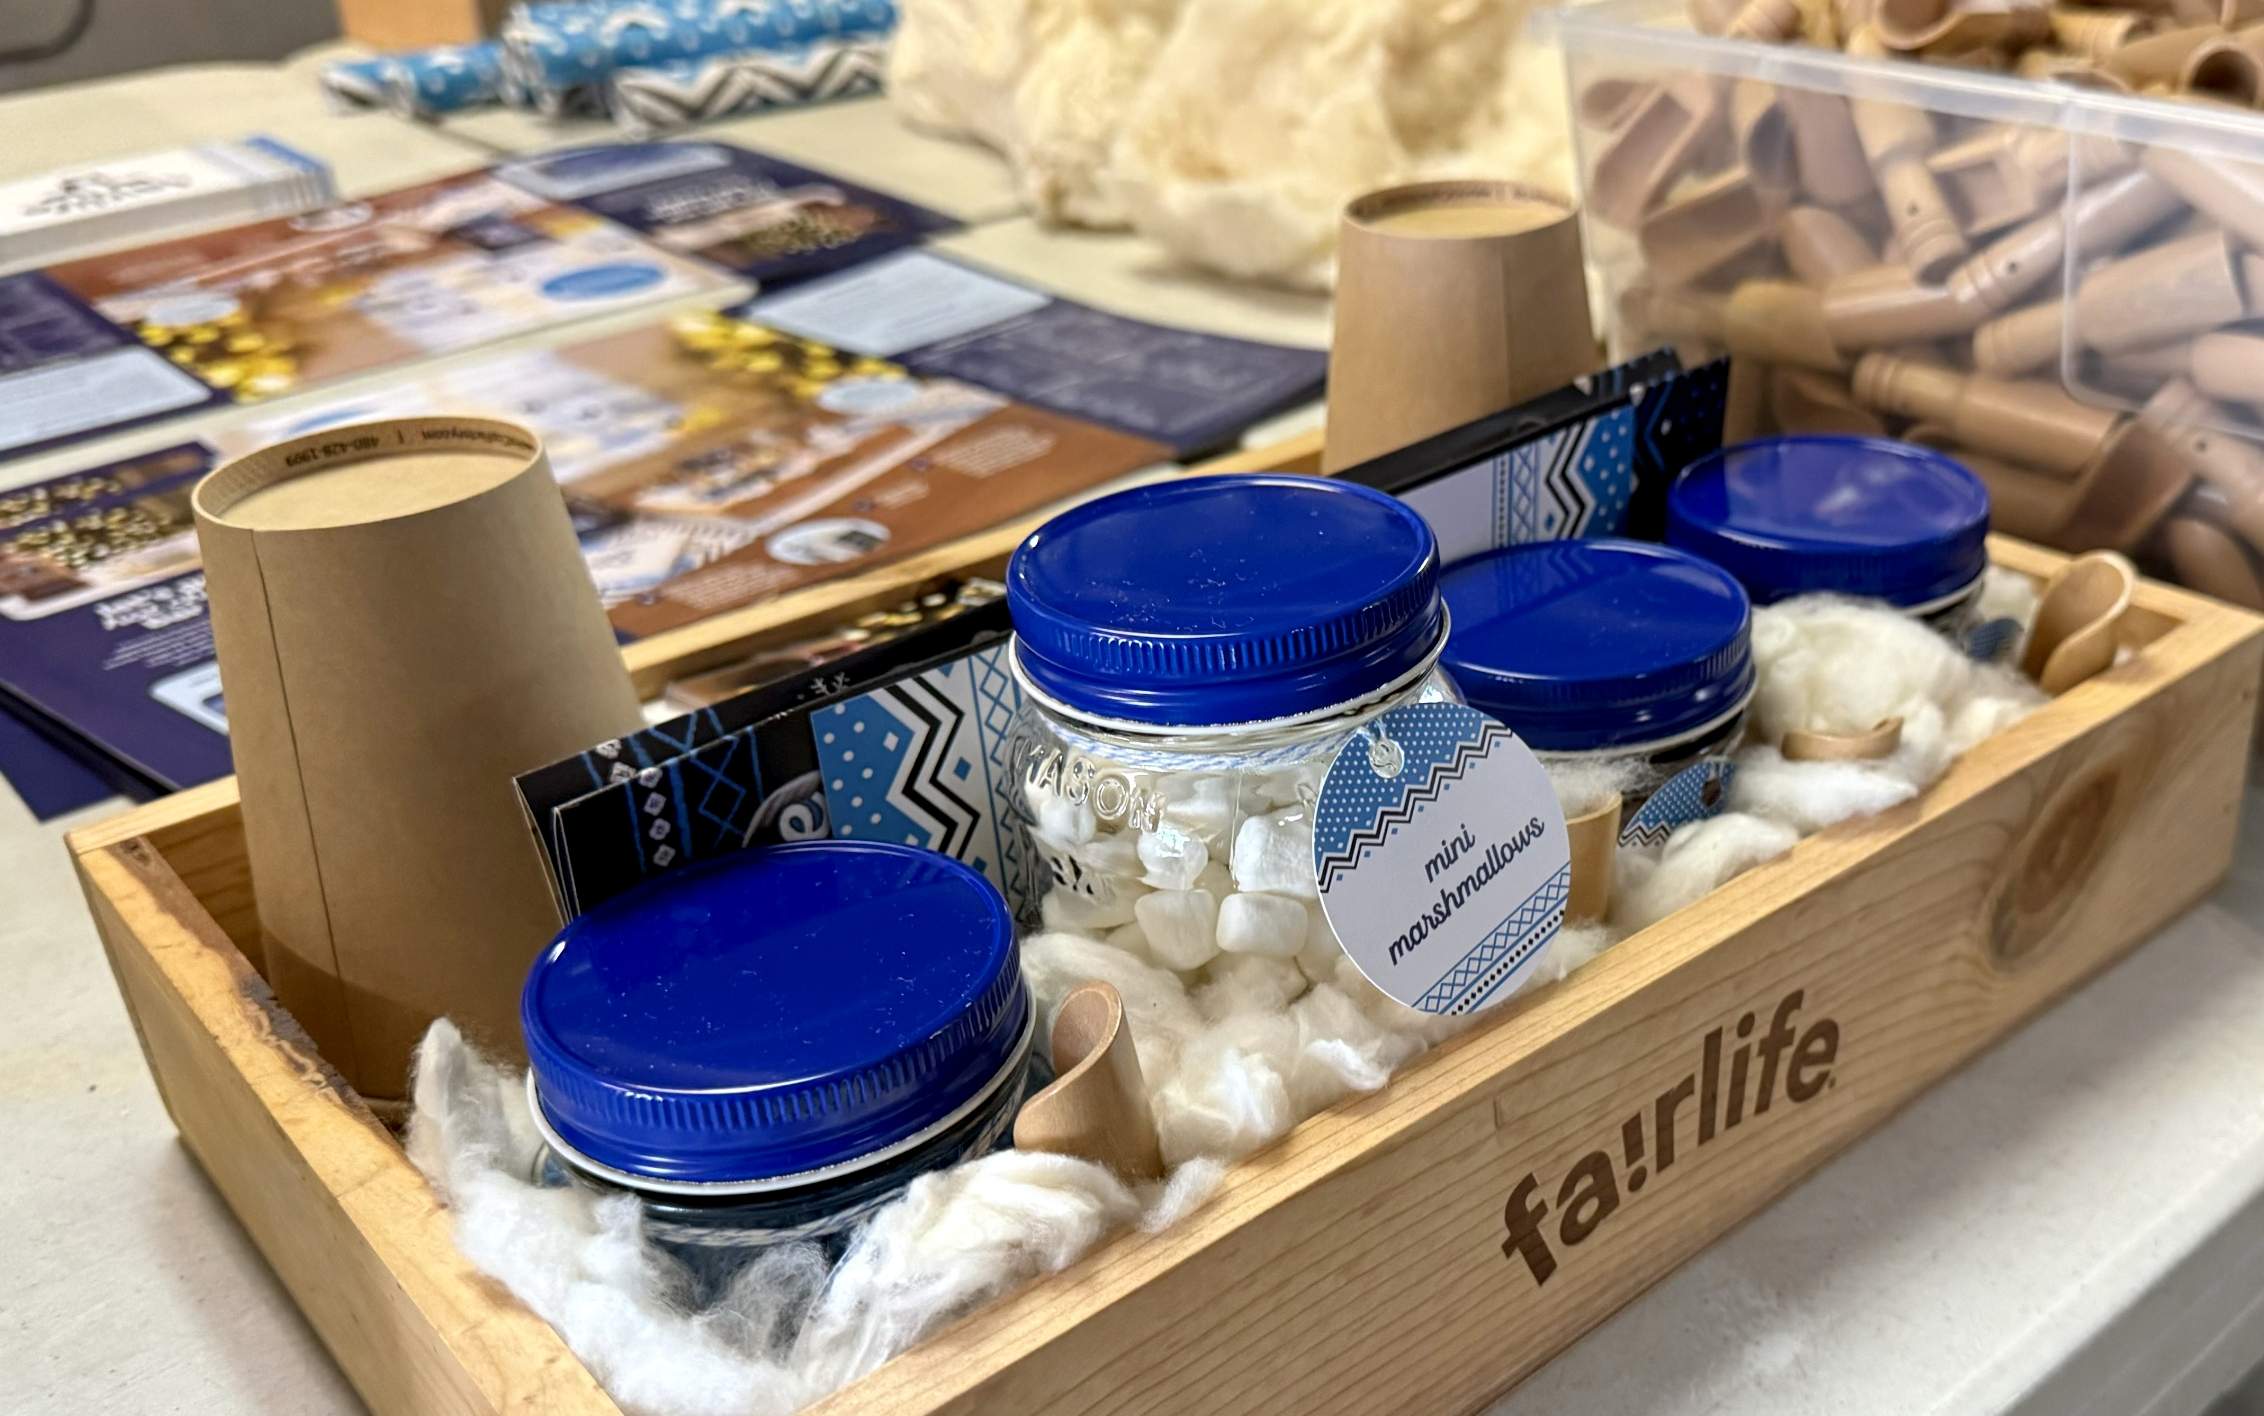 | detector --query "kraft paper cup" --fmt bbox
[193,417,645,1102]
[1324,180,1596,473]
